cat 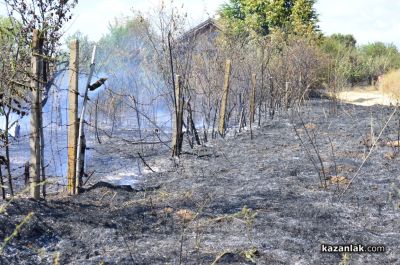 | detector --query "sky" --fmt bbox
[1,0,400,47]
[62,0,224,40]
